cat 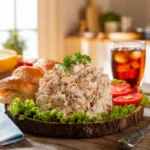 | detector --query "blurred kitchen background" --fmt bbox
[0,0,150,83]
